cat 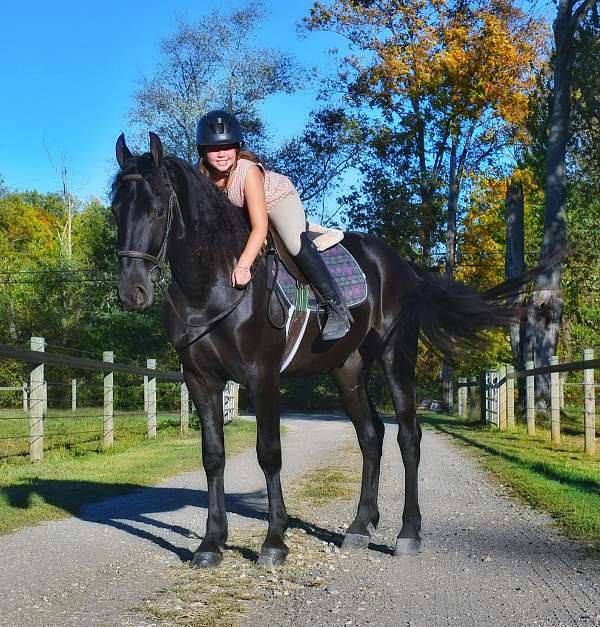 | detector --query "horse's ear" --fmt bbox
[149,132,163,169]
[116,133,133,170]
